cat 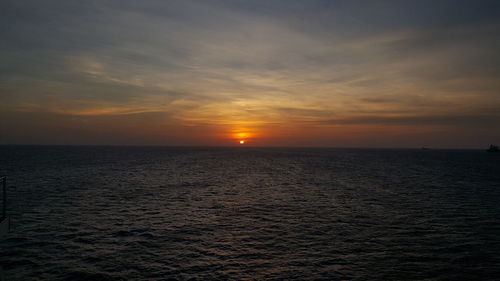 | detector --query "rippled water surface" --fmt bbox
[1,146,500,280]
